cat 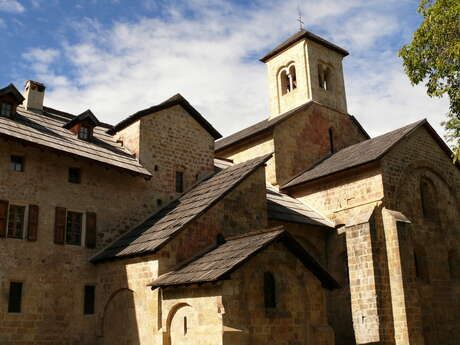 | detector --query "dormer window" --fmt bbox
[63,109,100,141]
[1,103,12,117]
[0,84,24,118]
[78,126,90,140]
